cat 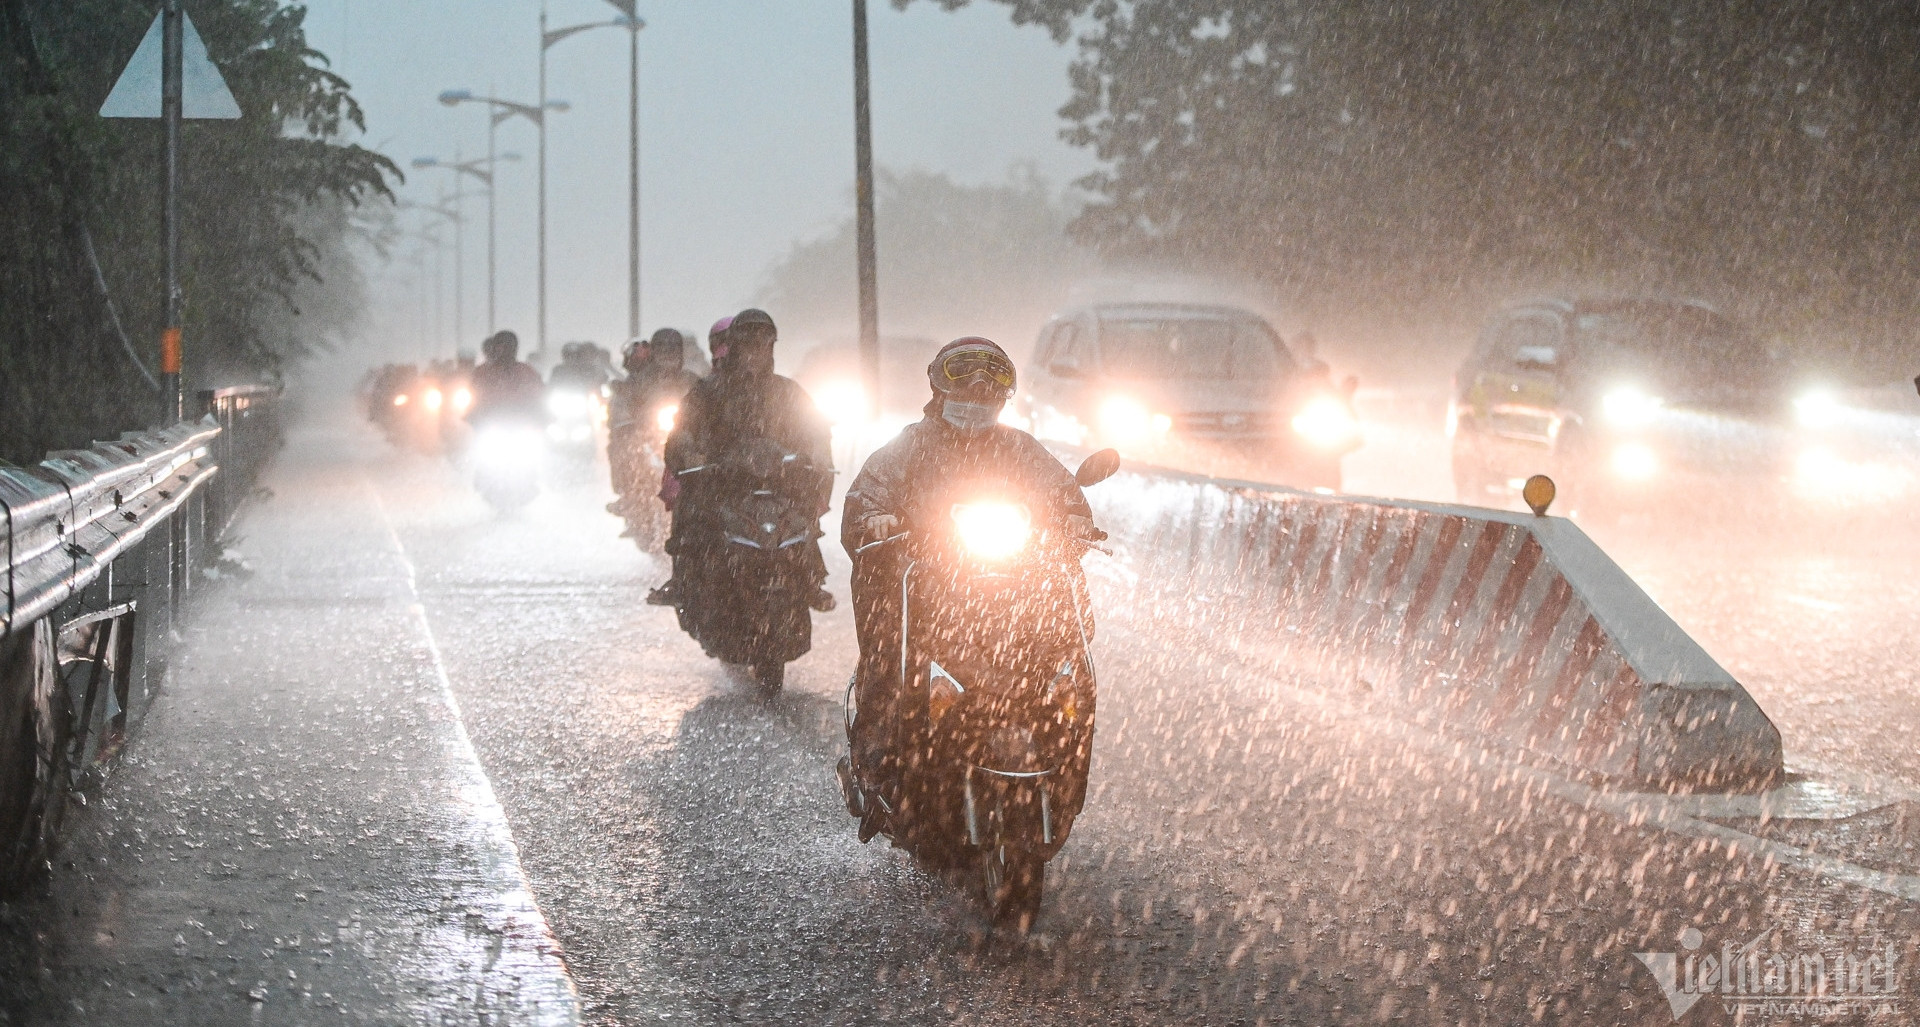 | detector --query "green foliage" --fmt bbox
[911,0,1920,375]
[0,0,396,462]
